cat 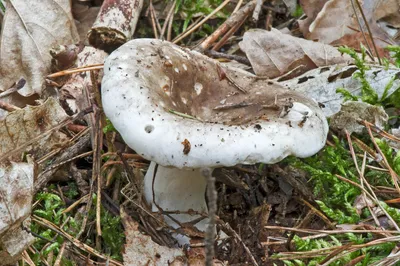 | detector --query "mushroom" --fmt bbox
[102,39,328,244]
